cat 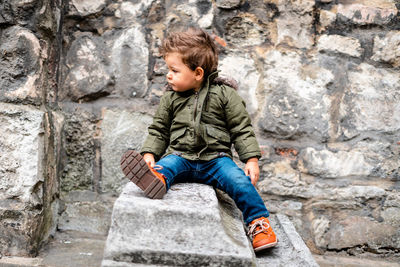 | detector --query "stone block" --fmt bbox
[259,50,333,141]
[100,109,153,193]
[58,191,115,235]
[372,31,400,68]
[216,0,241,9]
[61,34,112,102]
[312,213,399,251]
[319,9,336,31]
[317,34,363,58]
[276,12,314,49]
[337,2,397,26]
[102,183,256,266]
[110,26,149,98]
[221,13,268,47]
[60,110,97,192]
[219,54,260,115]
[299,147,374,178]
[0,103,44,256]
[68,0,107,17]
[339,63,400,137]
[0,26,43,104]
